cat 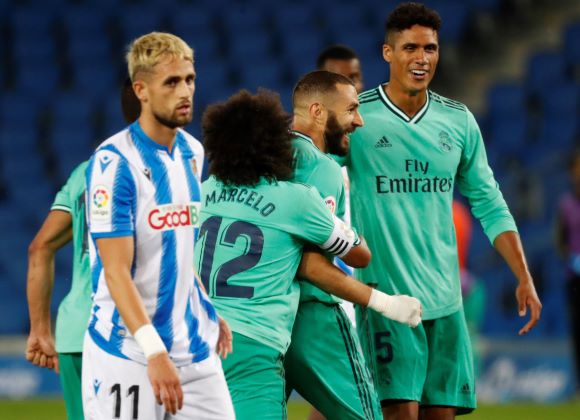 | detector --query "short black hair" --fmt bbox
[202,89,294,187]
[385,2,442,43]
[316,45,359,69]
[293,70,355,107]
